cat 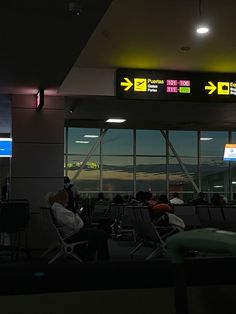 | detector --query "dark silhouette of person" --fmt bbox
[211,193,226,207]
[190,192,208,205]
